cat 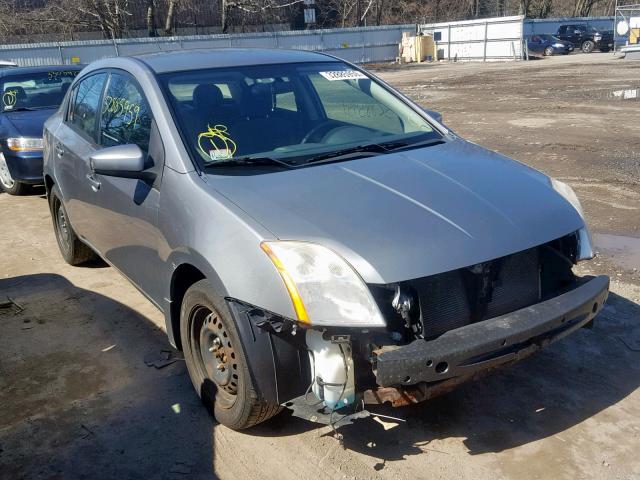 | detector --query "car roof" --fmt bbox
[134,48,340,74]
[0,64,84,78]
